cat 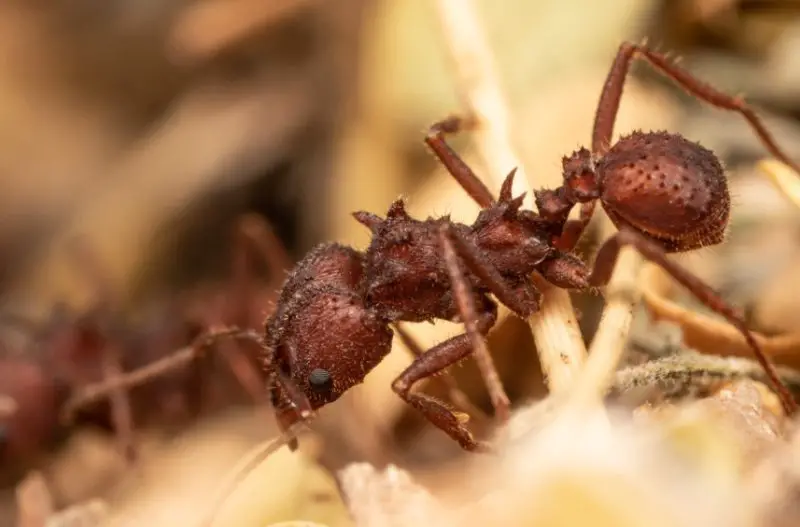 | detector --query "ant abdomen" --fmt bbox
[598,130,730,253]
